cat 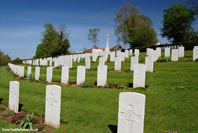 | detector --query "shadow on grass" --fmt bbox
[19,103,23,112]
[0,98,3,104]
[128,83,133,87]
[108,124,117,133]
